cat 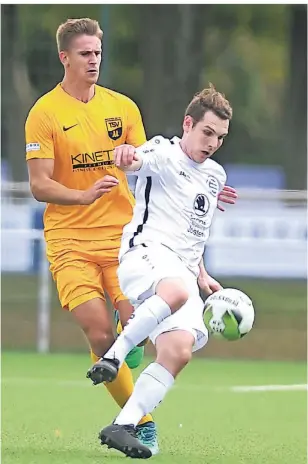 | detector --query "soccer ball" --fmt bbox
[203,288,255,341]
